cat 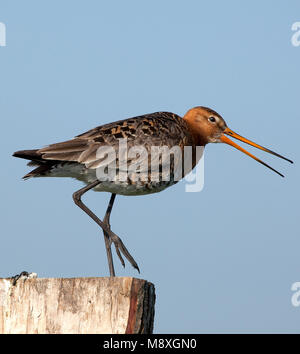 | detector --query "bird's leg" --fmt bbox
[72,181,140,274]
[102,193,121,276]
[102,194,115,277]
[103,194,126,274]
